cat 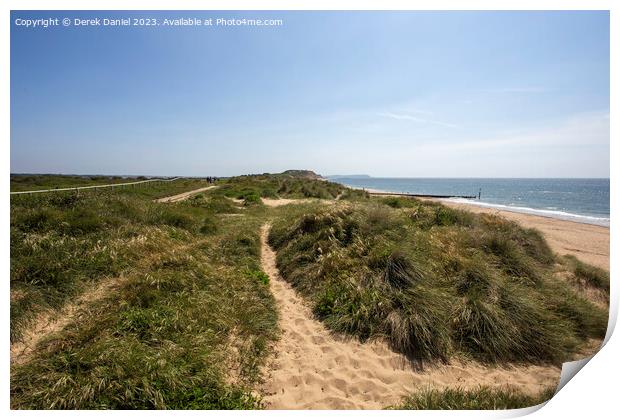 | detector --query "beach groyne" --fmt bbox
[367,191,478,199]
